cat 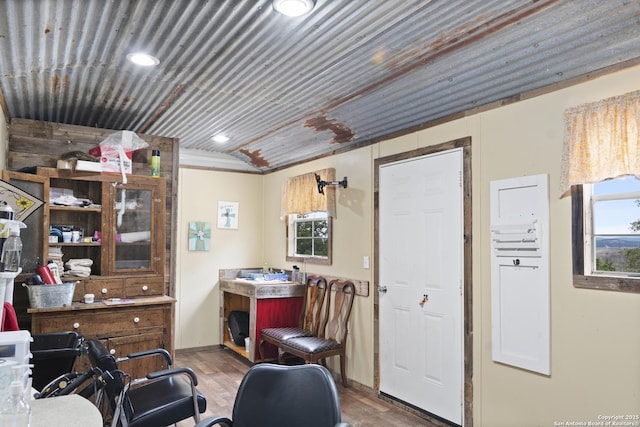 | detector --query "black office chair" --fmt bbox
[86,339,207,427]
[195,363,349,427]
[31,331,86,391]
